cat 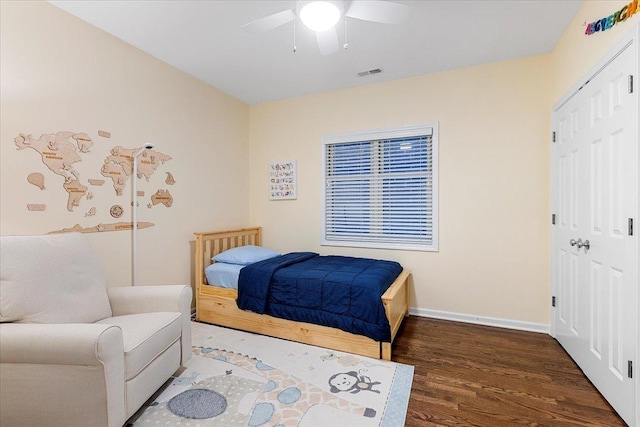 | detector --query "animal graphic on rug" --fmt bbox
[328,371,381,394]
[193,347,378,426]
[171,370,200,386]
